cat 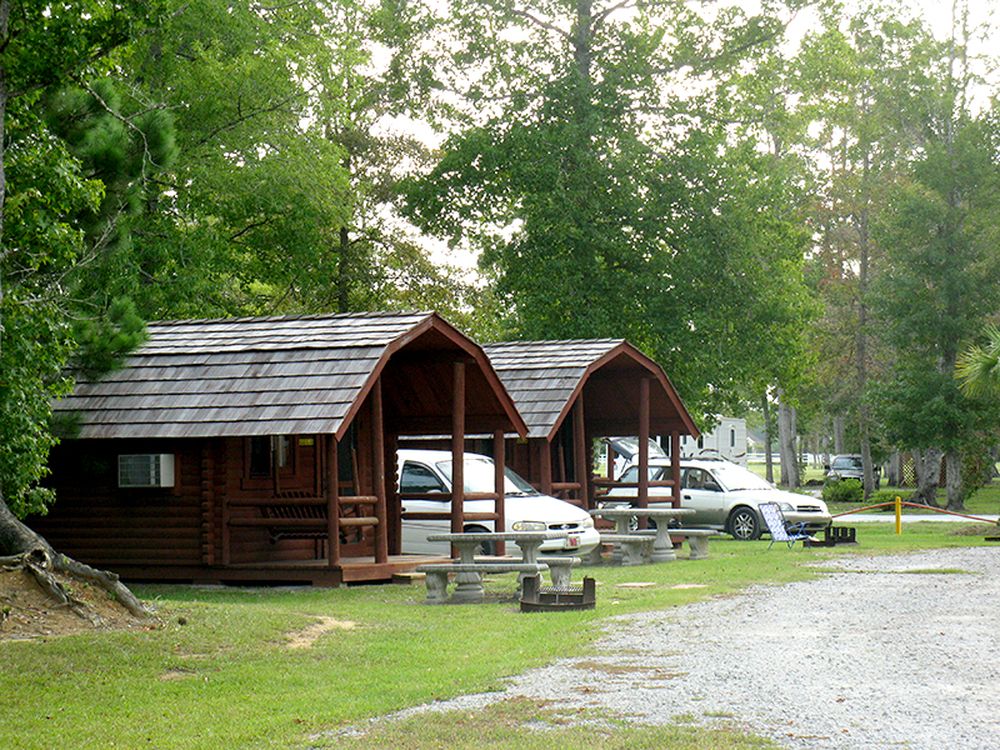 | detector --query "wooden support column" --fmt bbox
[493,429,507,556]
[585,429,597,511]
[572,398,588,509]
[671,430,681,509]
[371,378,389,564]
[271,435,281,496]
[539,440,553,496]
[385,432,400,554]
[451,362,466,536]
[638,378,650,528]
[326,434,341,567]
